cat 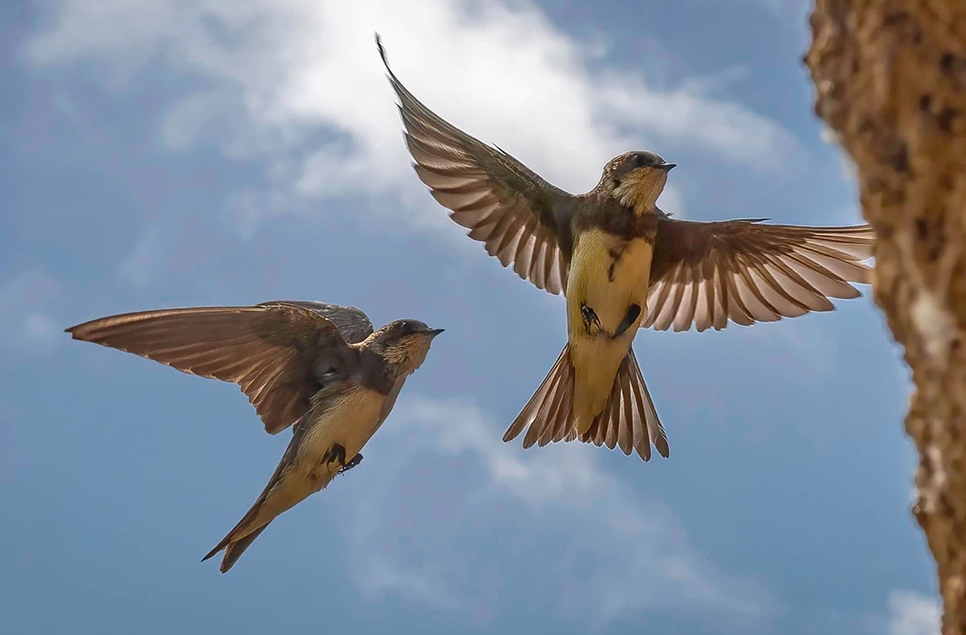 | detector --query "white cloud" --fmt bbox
[887,590,941,635]
[23,0,800,235]
[0,271,61,353]
[331,395,776,627]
